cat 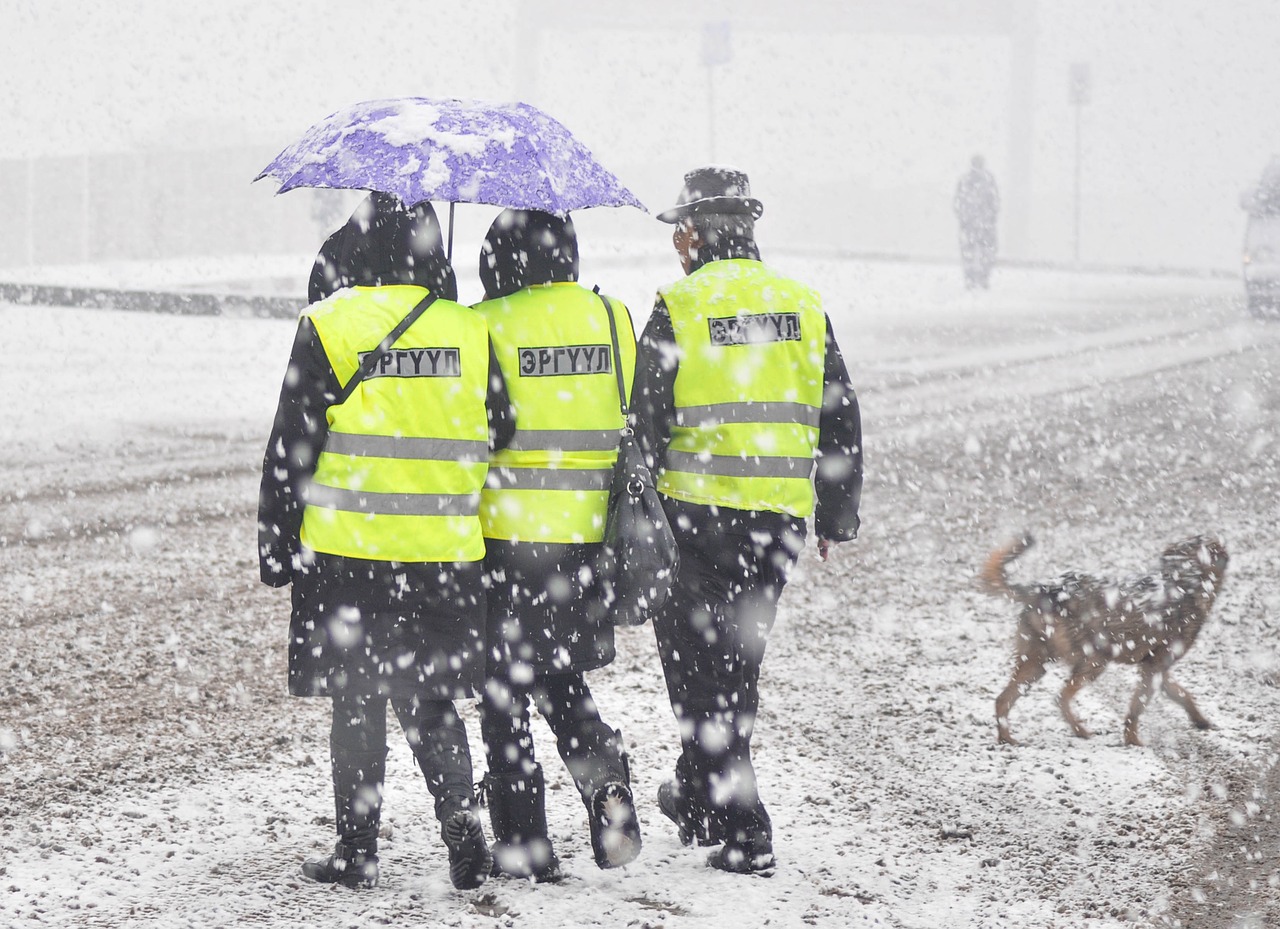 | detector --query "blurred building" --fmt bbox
[1,0,1277,275]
